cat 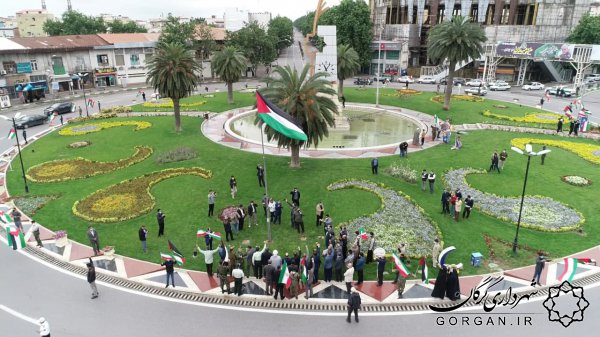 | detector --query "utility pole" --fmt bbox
[67,0,72,11]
